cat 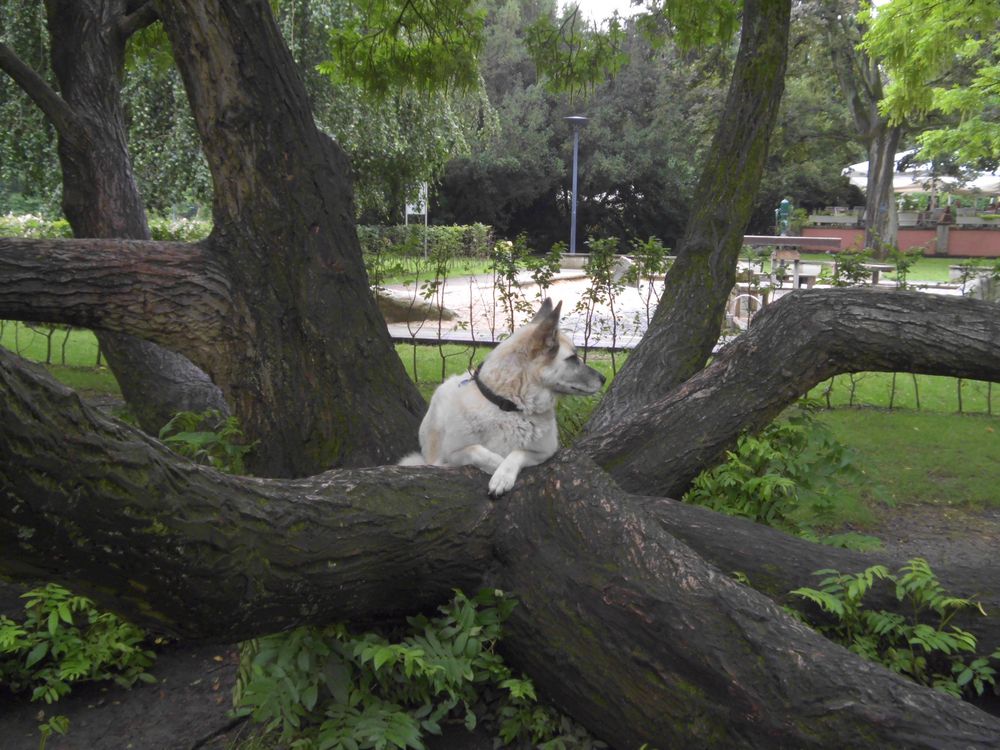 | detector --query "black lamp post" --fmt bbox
[564,115,588,253]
